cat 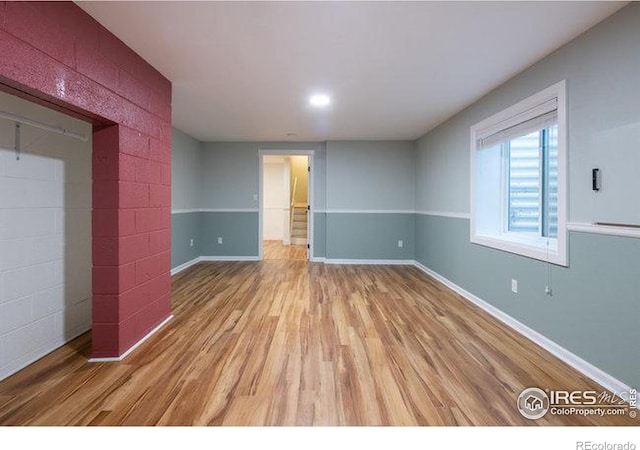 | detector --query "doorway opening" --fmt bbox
[259,151,313,261]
